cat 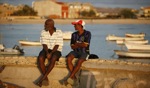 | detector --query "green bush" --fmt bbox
[119,9,136,18]
[11,5,37,16]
